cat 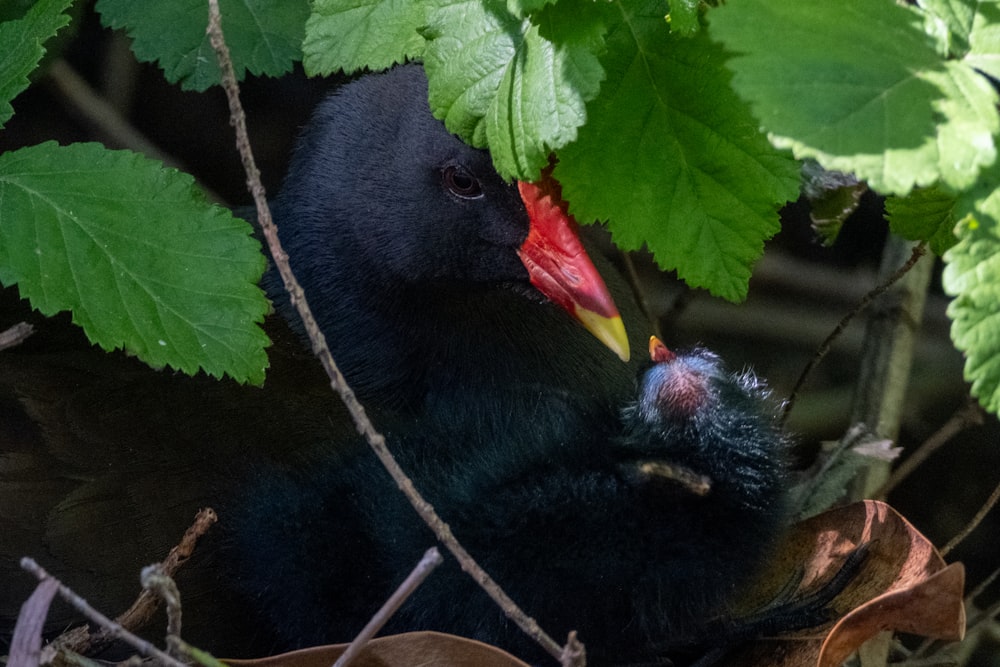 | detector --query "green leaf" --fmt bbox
[508,0,557,16]
[885,186,959,255]
[302,0,427,75]
[423,0,607,179]
[965,0,1000,79]
[667,0,701,36]
[709,0,1000,195]
[0,0,73,127]
[556,1,799,302]
[801,162,868,247]
[95,0,309,91]
[918,0,975,56]
[0,142,270,384]
[942,160,1000,414]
